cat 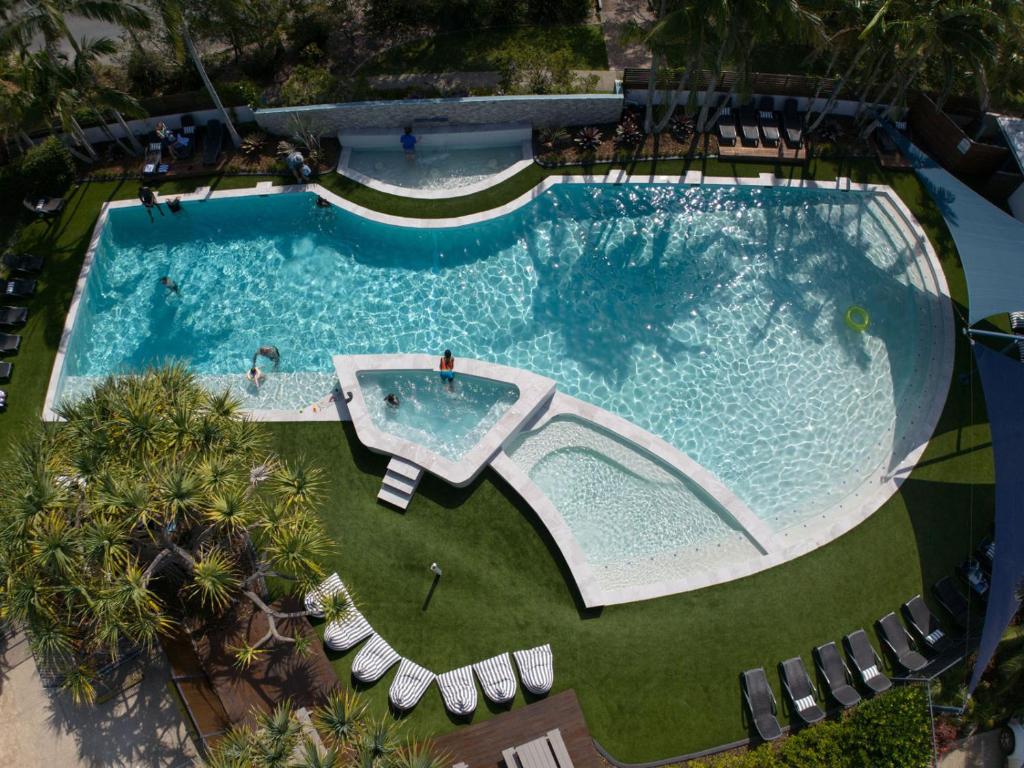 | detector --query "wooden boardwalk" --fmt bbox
[432,690,601,768]
[718,142,807,164]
